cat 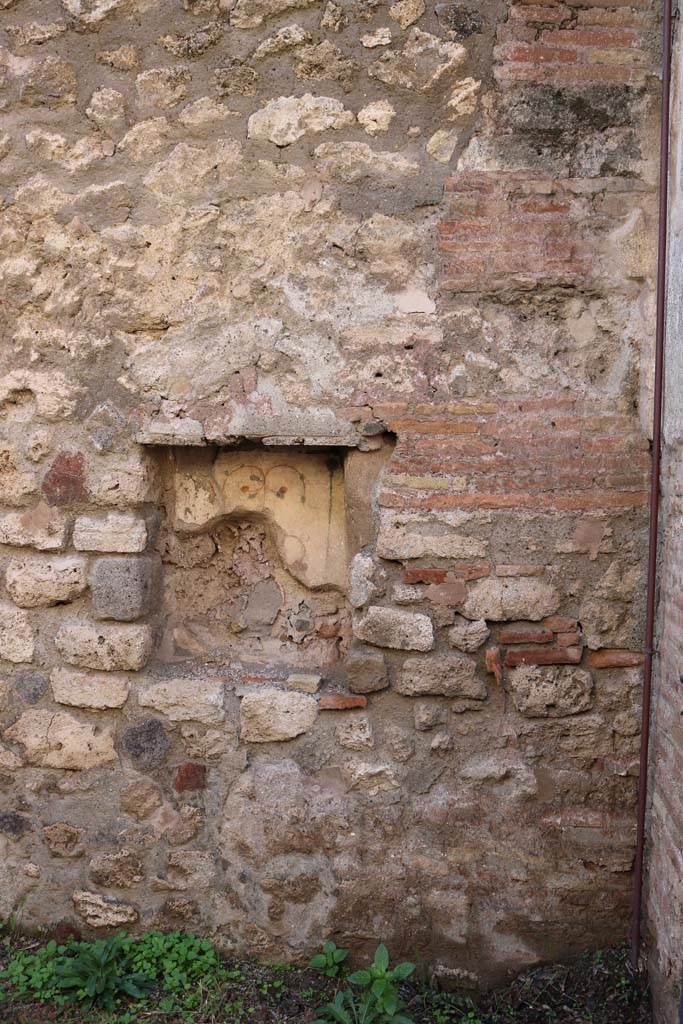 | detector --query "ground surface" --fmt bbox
[0,936,651,1024]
